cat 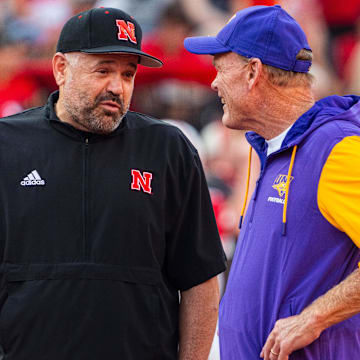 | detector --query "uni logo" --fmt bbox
[131,169,152,194]
[272,174,294,197]
[116,20,137,44]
